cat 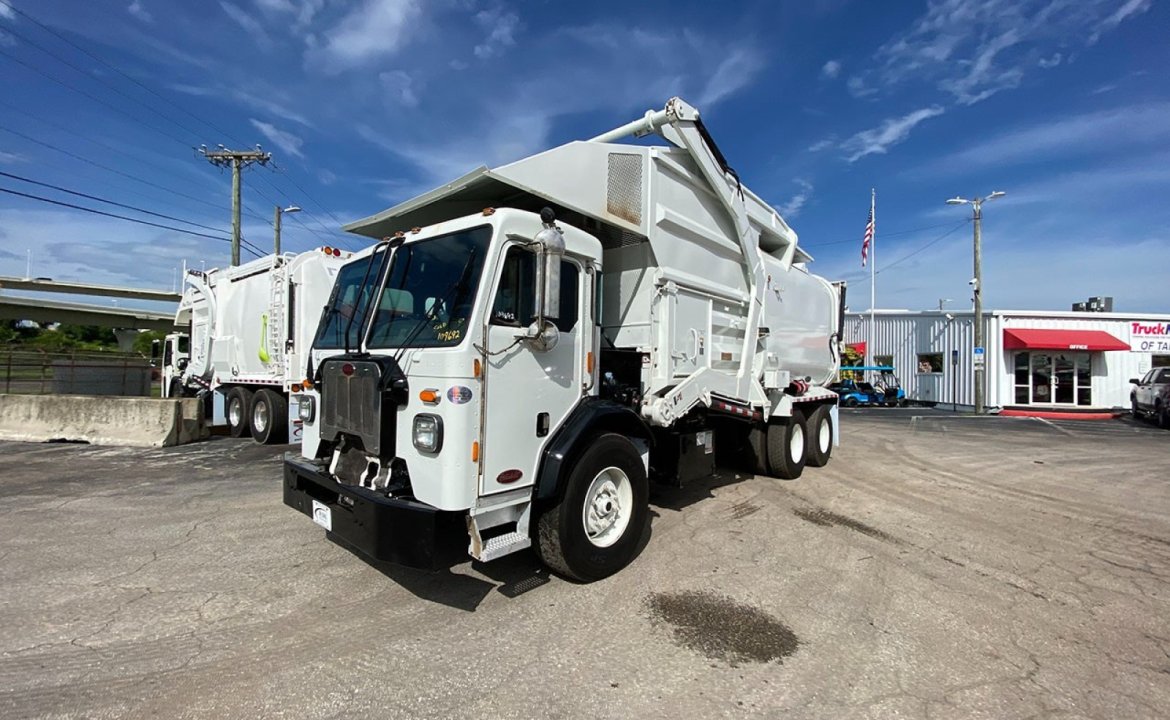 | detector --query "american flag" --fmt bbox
[861,205,874,267]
